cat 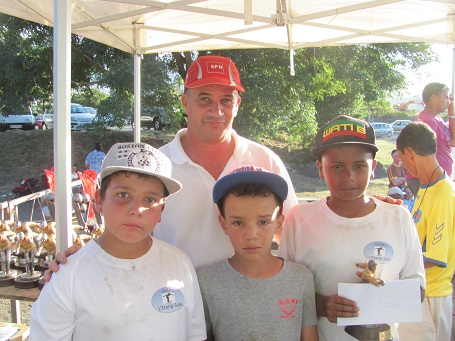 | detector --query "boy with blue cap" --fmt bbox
[197,165,318,341]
